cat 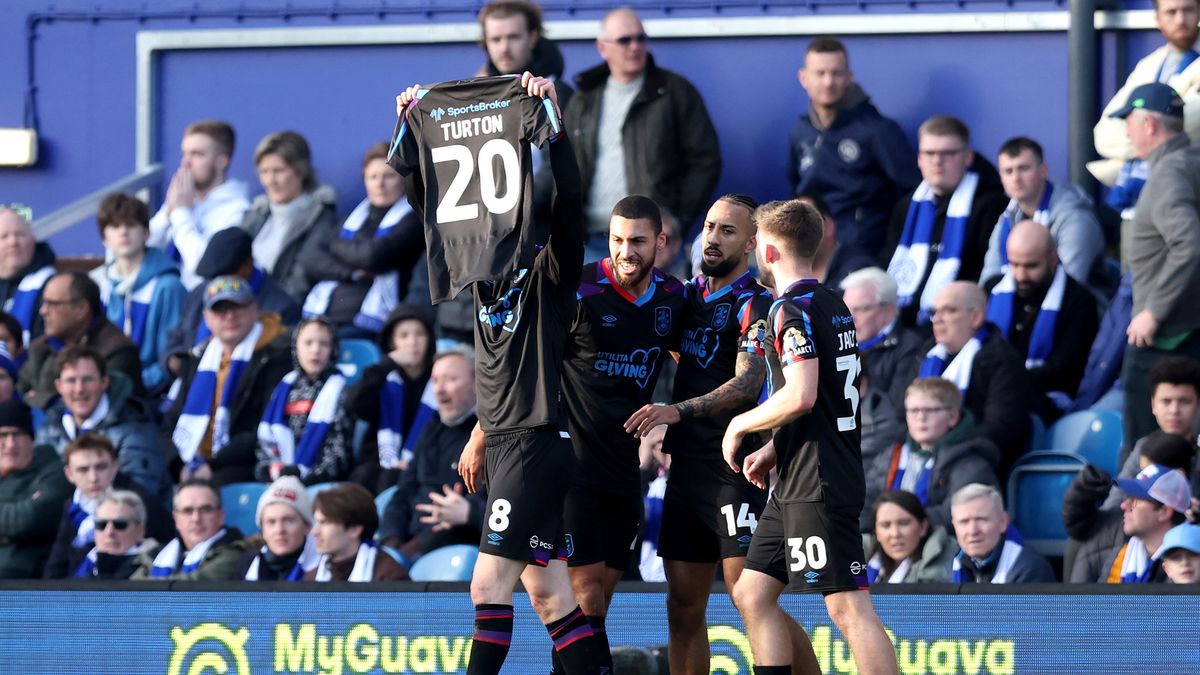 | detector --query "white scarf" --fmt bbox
[888,172,979,322]
[301,198,412,332]
[62,395,110,440]
[257,370,346,477]
[918,328,986,393]
[952,538,1023,583]
[244,536,321,581]
[170,322,263,469]
[1118,537,1153,584]
[866,552,912,584]
[314,541,377,582]
[150,529,227,577]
